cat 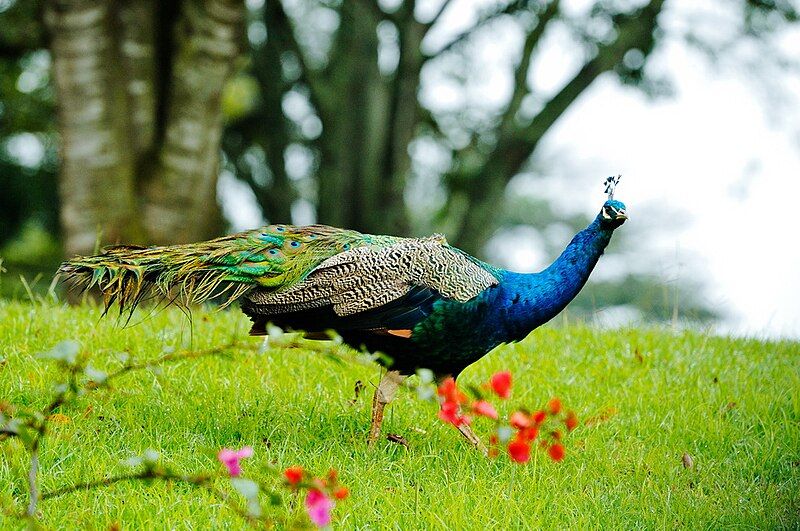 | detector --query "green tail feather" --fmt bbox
[58,224,383,315]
